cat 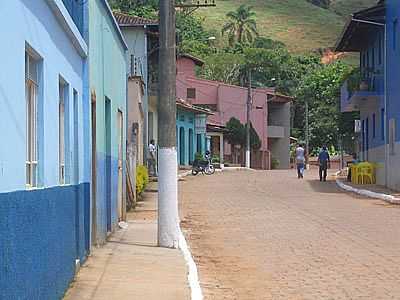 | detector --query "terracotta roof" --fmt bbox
[113,12,158,27]
[178,54,204,66]
[176,98,213,115]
